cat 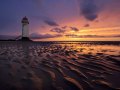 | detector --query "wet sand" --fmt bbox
[0,41,120,90]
